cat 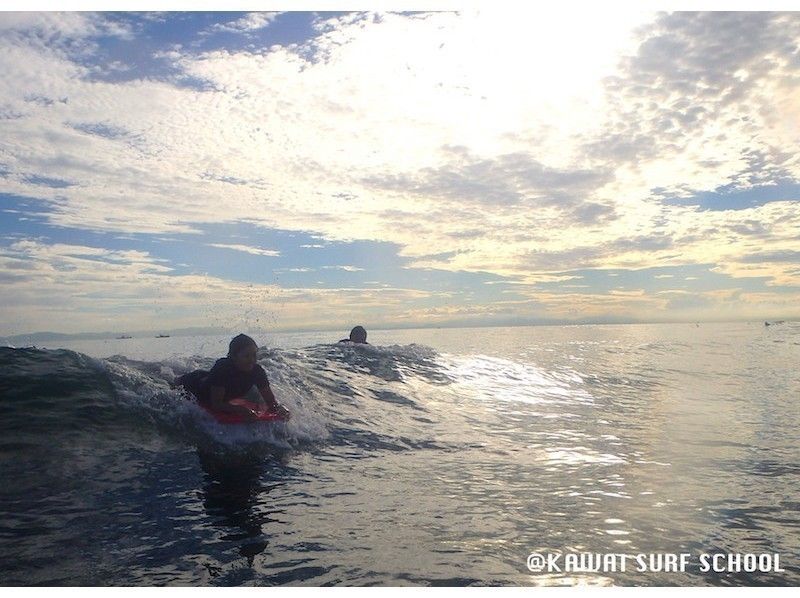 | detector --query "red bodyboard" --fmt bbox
[201,398,288,424]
